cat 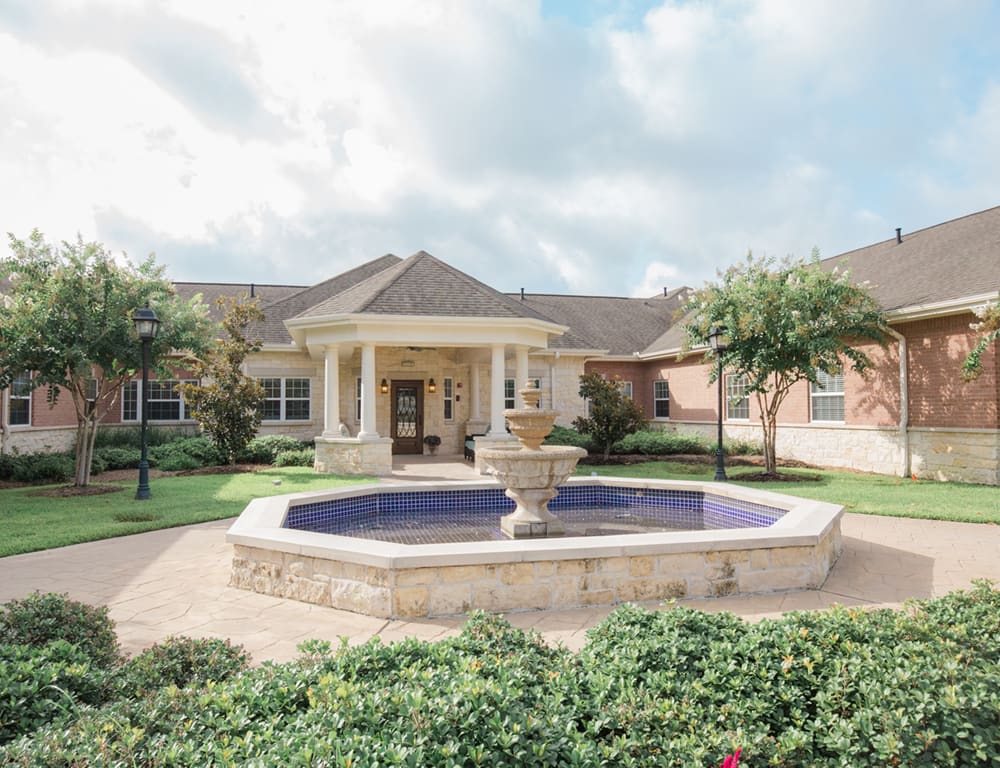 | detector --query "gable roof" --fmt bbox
[295,251,560,325]
[512,289,687,354]
[823,205,1000,314]
[254,254,403,344]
